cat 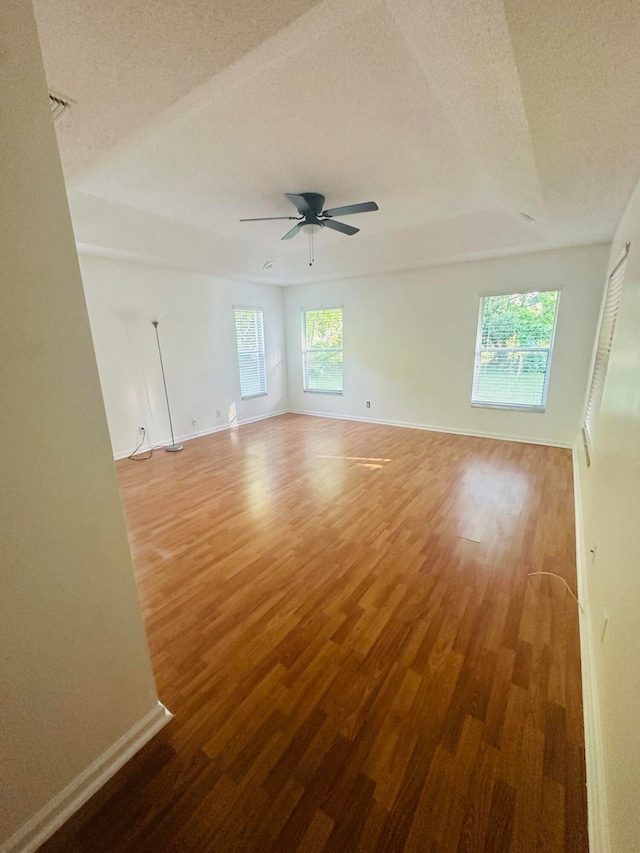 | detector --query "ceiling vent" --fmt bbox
[49,92,73,123]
